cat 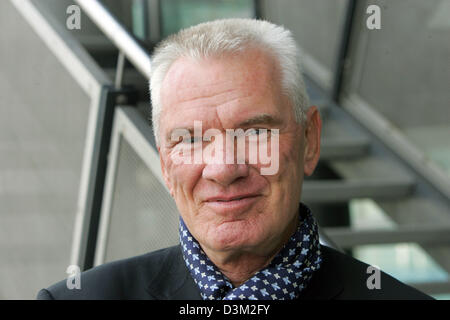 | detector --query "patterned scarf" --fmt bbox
[179,203,322,300]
